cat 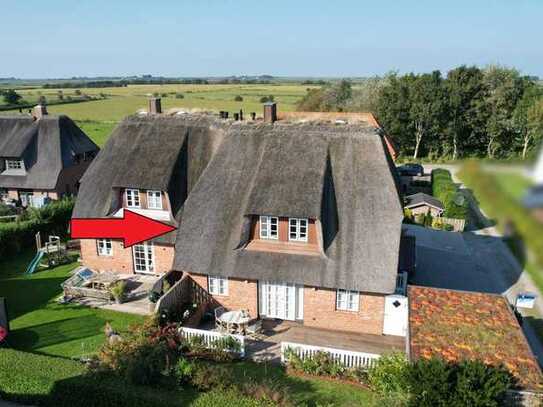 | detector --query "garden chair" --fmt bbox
[214,306,227,332]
